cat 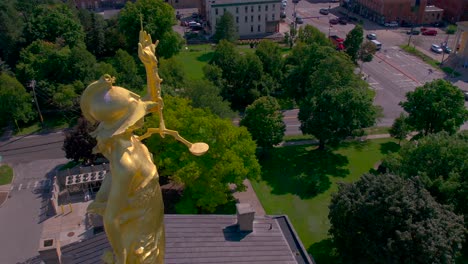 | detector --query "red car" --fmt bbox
[422,29,437,36]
